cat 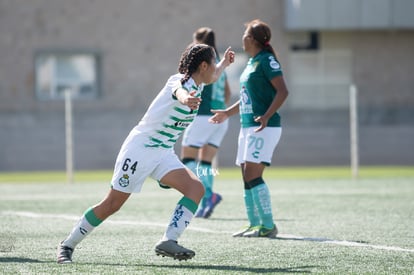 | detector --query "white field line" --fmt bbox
[276,234,414,253]
[0,211,218,233]
[2,211,414,253]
